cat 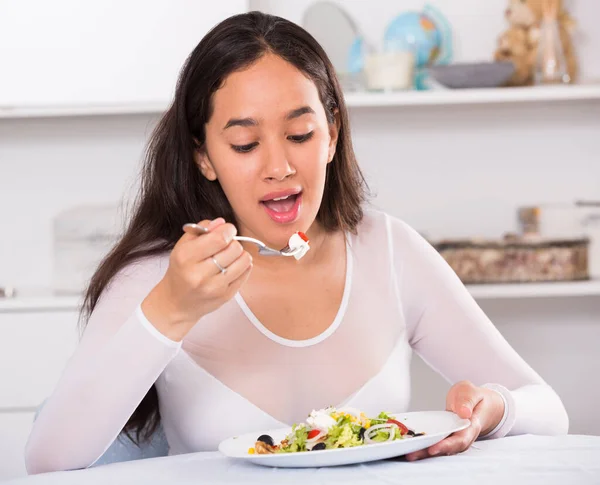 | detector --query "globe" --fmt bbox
[384,12,442,68]
[382,4,453,90]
